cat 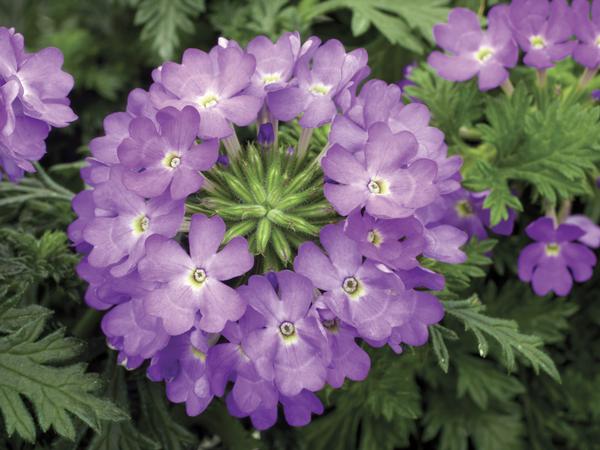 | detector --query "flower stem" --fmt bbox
[33,161,74,199]
[223,128,242,158]
[72,308,102,339]
[536,69,547,88]
[557,199,572,224]
[577,67,598,91]
[297,128,314,160]
[478,0,486,17]
[500,79,514,97]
